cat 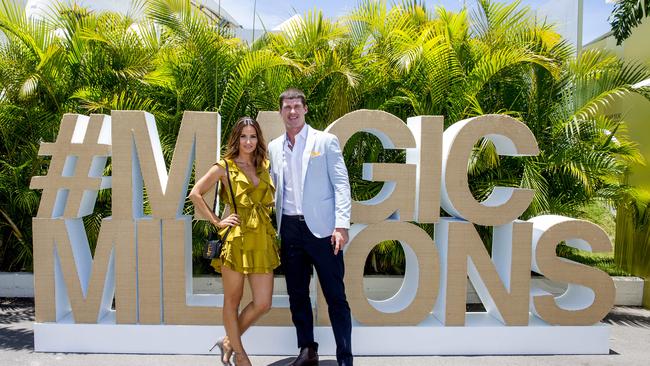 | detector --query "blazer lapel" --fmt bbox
[277,135,286,191]
[273,137,285,225]
[301,125,316,191]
